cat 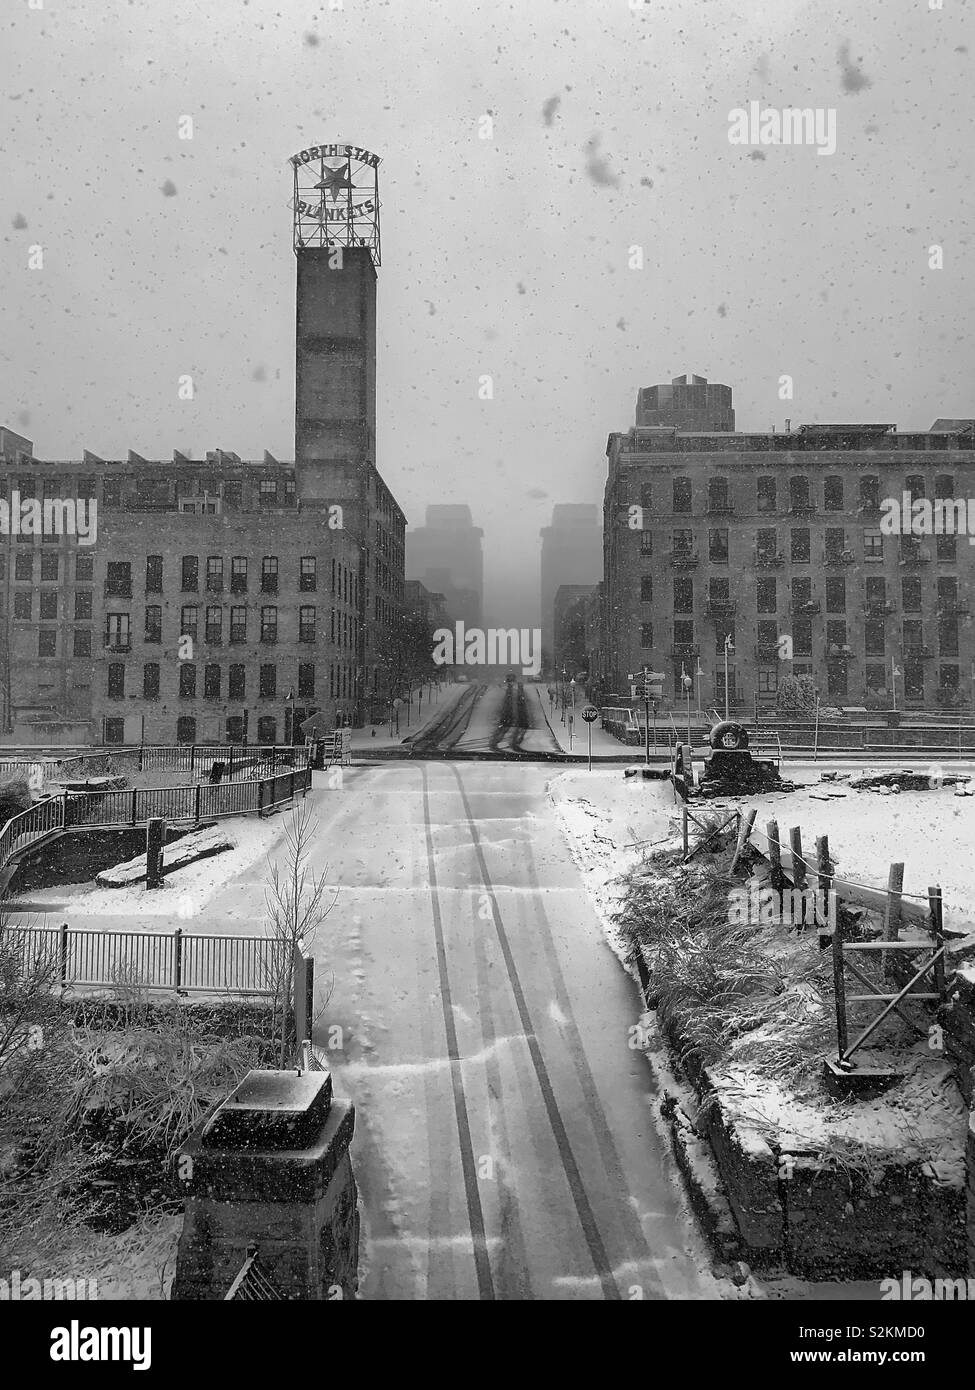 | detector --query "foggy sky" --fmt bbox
[3,0,973,628]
